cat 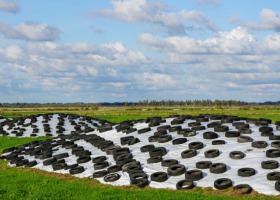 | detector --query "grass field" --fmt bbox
[1,106,280,199]
[1,105,280,123]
